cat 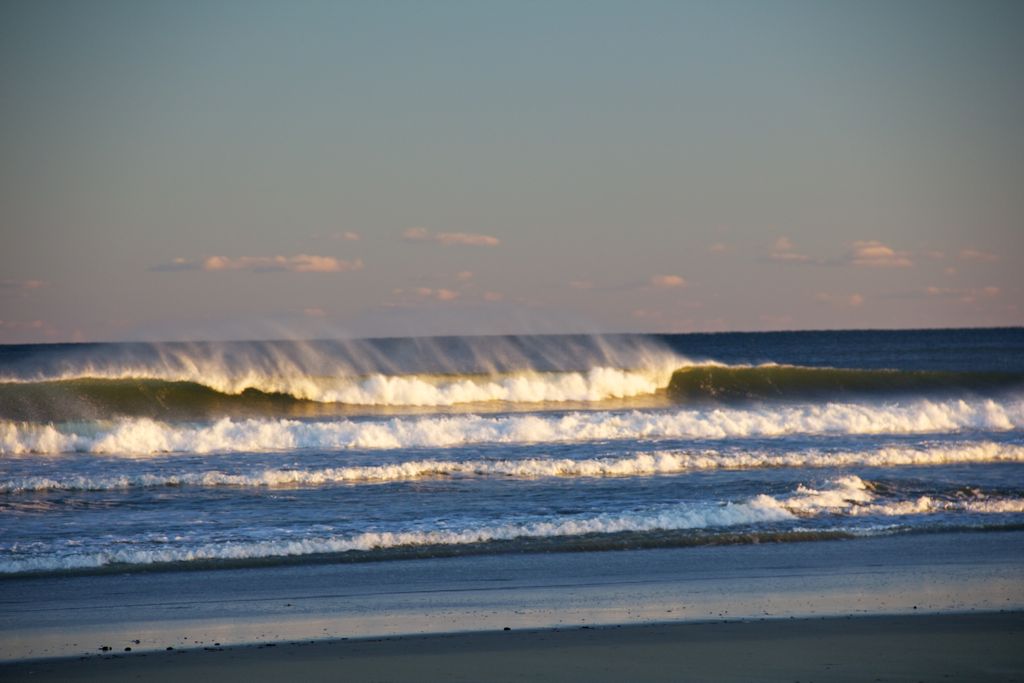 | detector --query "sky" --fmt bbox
[1,0,1022,343]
